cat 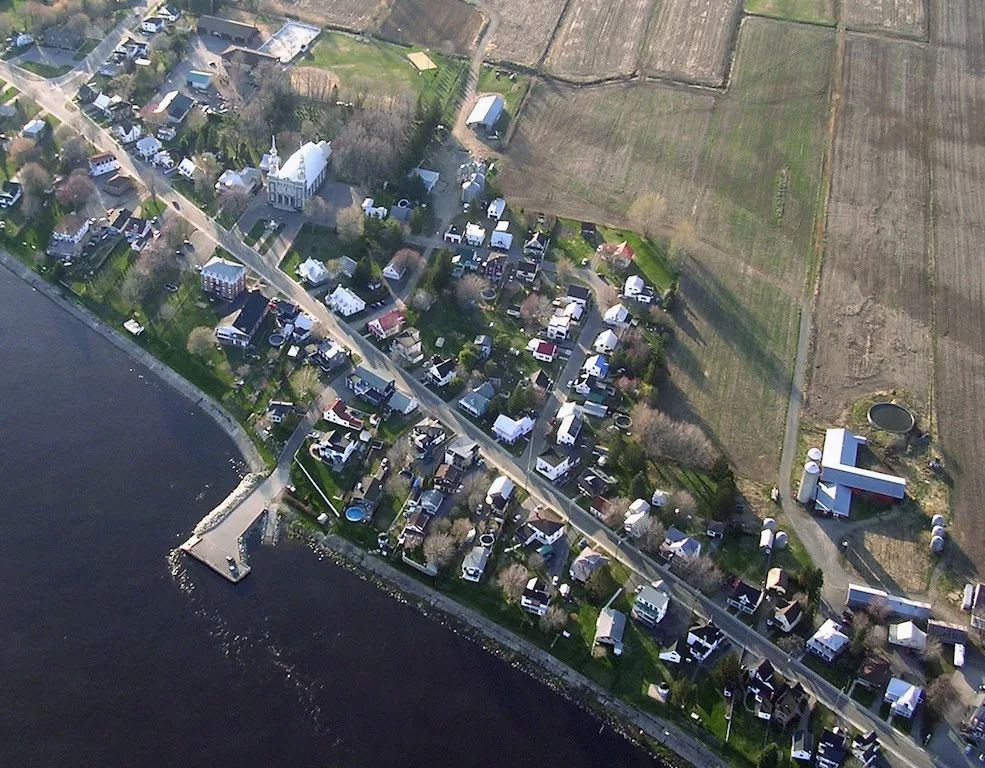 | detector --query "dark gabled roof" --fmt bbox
[110,207,133,229]
[233,291,269,334]
[197,15,258,38]
[730,580,763,604]
[168,92,195,120]
[567,284,591,300]
[431,357,456,377]
[517,259,538,273]
[530,369,551,389]
[528,515,563,537]
[352,365,393,393]
[1,180,21,196]
[857,653,890,687]
[927,619,968,644]
[689,622,723,644]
